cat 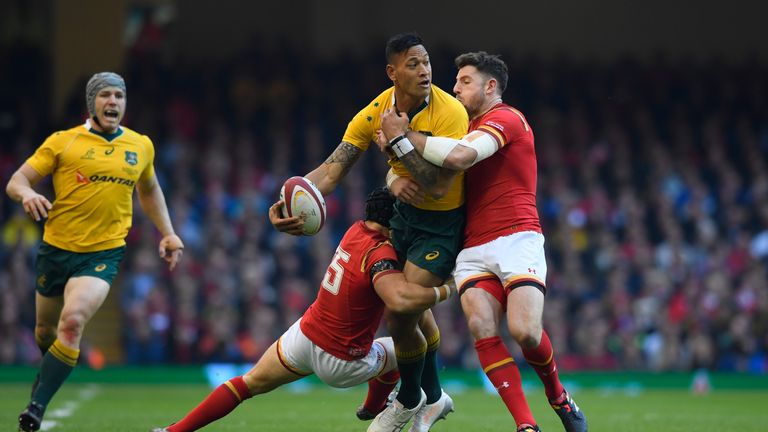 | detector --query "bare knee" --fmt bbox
[35,324,57,349]
[465,313,499,341]
[58,313,88,346]
[243,372,269,395]
[507,321,542,349]
[418,311,439,337]
[386,312,422,339]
